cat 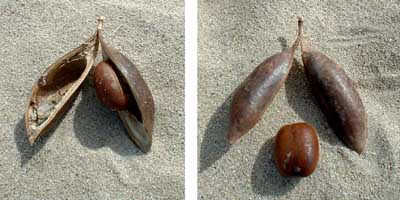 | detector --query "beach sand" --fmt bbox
[0,0,184,199]
[199,0,400,199]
